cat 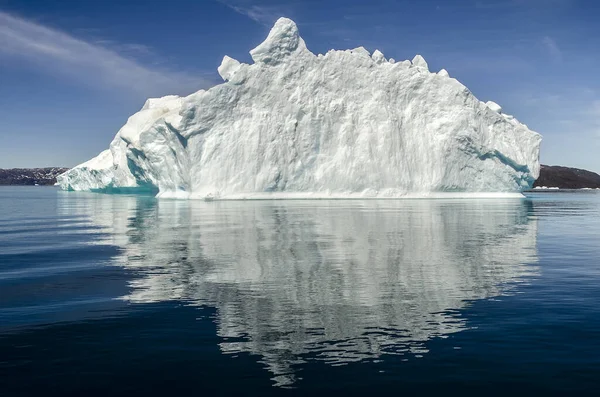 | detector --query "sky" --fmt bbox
[0,0,599,171]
